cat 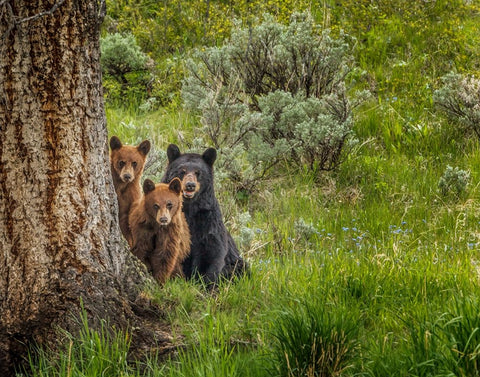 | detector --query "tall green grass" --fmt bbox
[25,310,131,377]
[269,296,361,377]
